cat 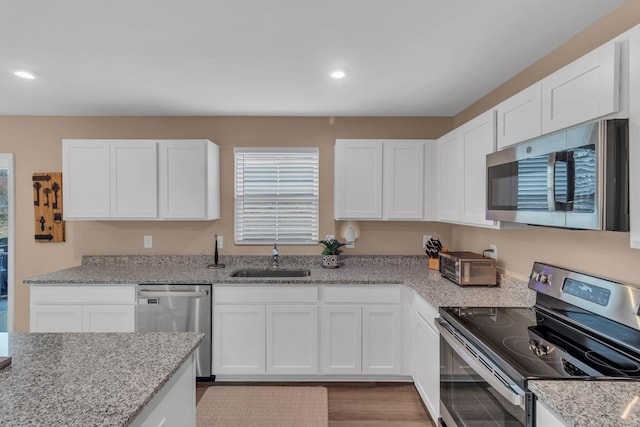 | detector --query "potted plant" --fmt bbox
[318,238,346,268]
